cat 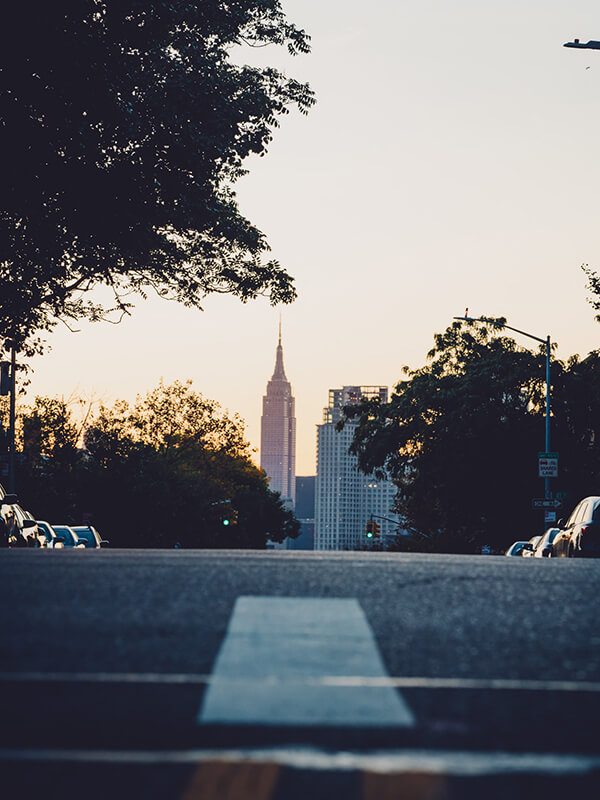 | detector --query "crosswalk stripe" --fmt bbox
[198,596,415,728]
